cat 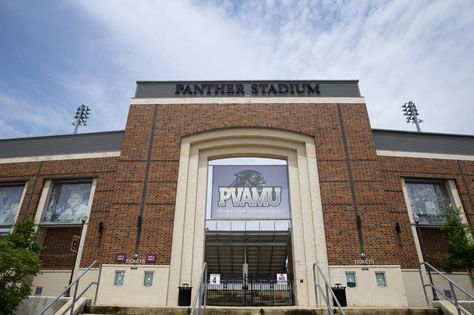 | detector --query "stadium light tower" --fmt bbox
[72,104,91,134]
[402,101,423,132]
